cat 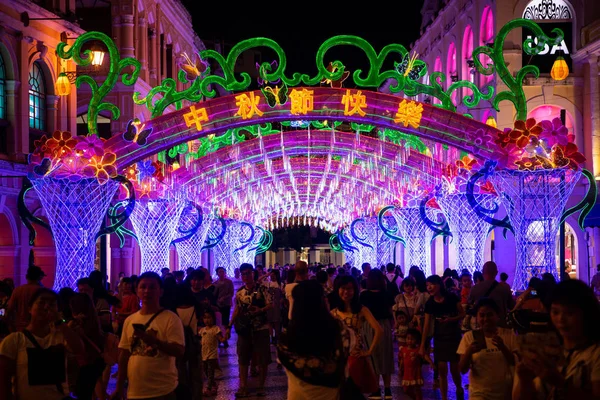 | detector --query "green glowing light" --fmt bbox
[57,32,141,136]
[472,18,563,121]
